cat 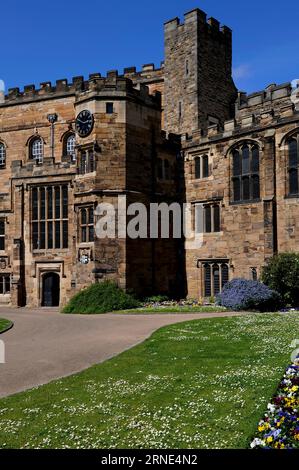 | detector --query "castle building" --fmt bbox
[0,7,298,307]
